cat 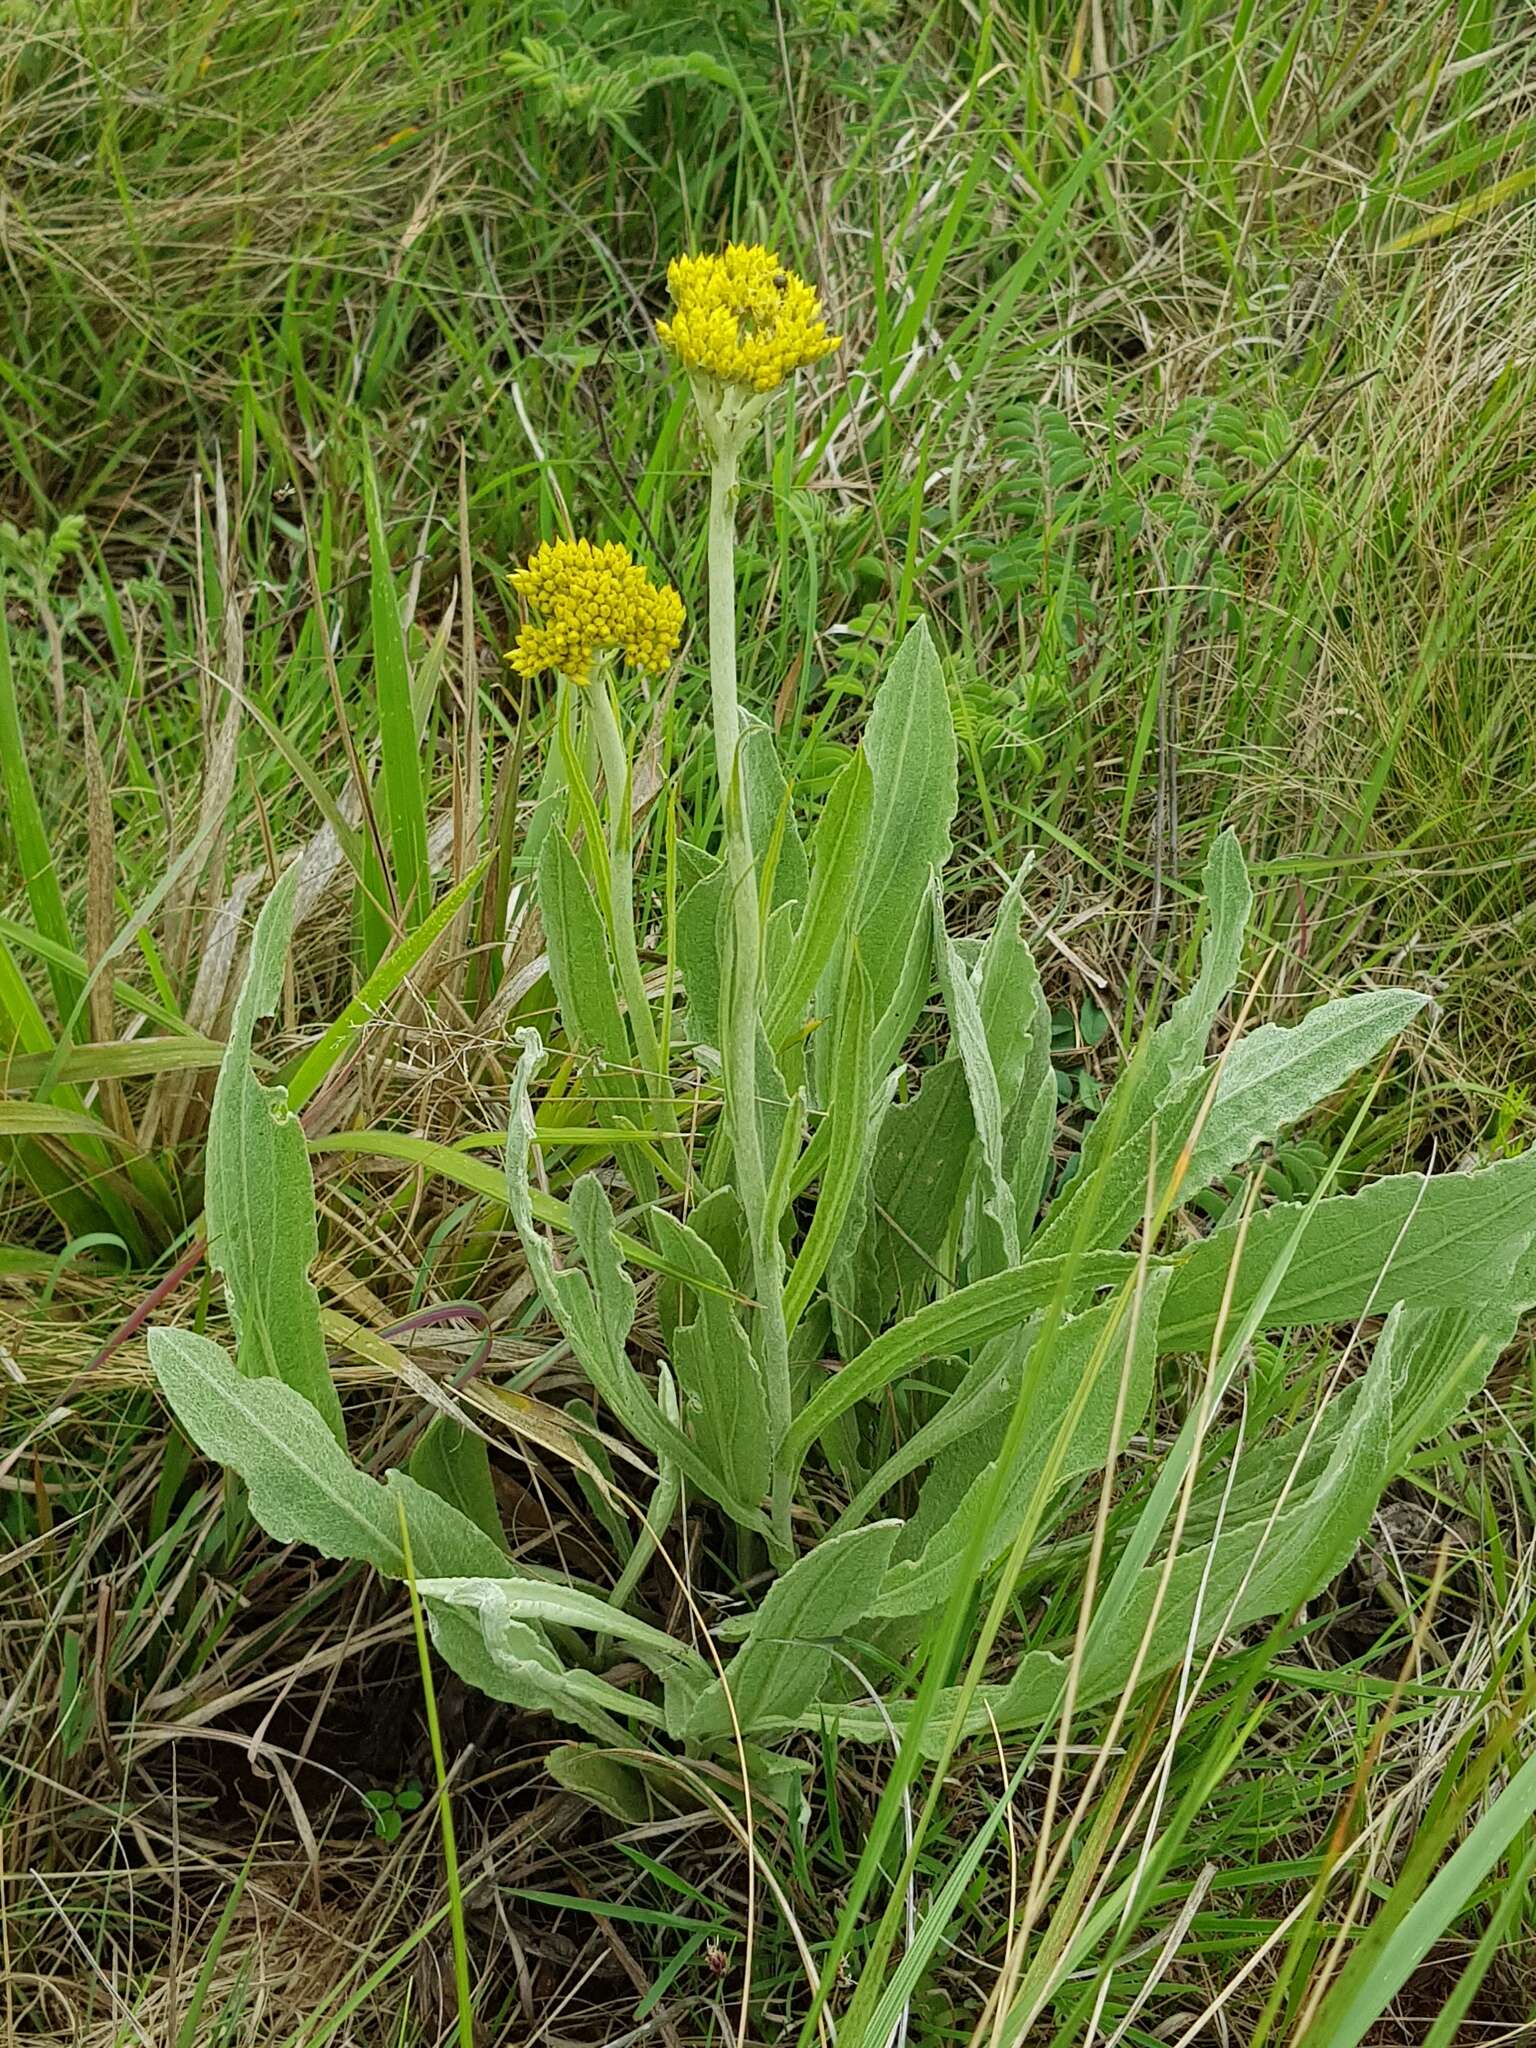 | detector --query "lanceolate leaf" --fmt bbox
[849,618,957,1022]
[676,856,725,1047]
[1079,1298,1401,1698]
[408,1419,507,1554]
[147,1327,647,1742]
[1385,1302,1523,1460]
[205,865,344,1443]
[1160,1146,1536,1352]
[843,1058,974,1342]
[936,892,1020,1268]
[505,1033,770,1533]
[863,884,939,1095]
[649,1208,772,1521]
[766,748,872,1048]
[783,1249,1142,1479]
[1166,828,1252,1066]
[417,1572,705,1672]
[872,1270,1171,1619]
[148,1327,508,1580]
[784,946,872,1333]
[545,1745,660,1824]
[686,1521,902,1740]
[422,1597,644,1745]
[1034,990,1425,1268]
[536,827,628,1066]
[823,1306,1402,1752]
[740,713,809,912]
[1175,987,1428,1202]
[977,867,1055,1242]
